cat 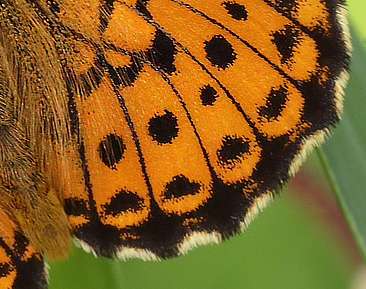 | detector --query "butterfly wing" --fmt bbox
[0,209,46,289]
[47,0,349,259]
[0,0,349,287]
[1,0,350,276]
